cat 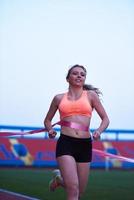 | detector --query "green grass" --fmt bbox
[0,168,134,200]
